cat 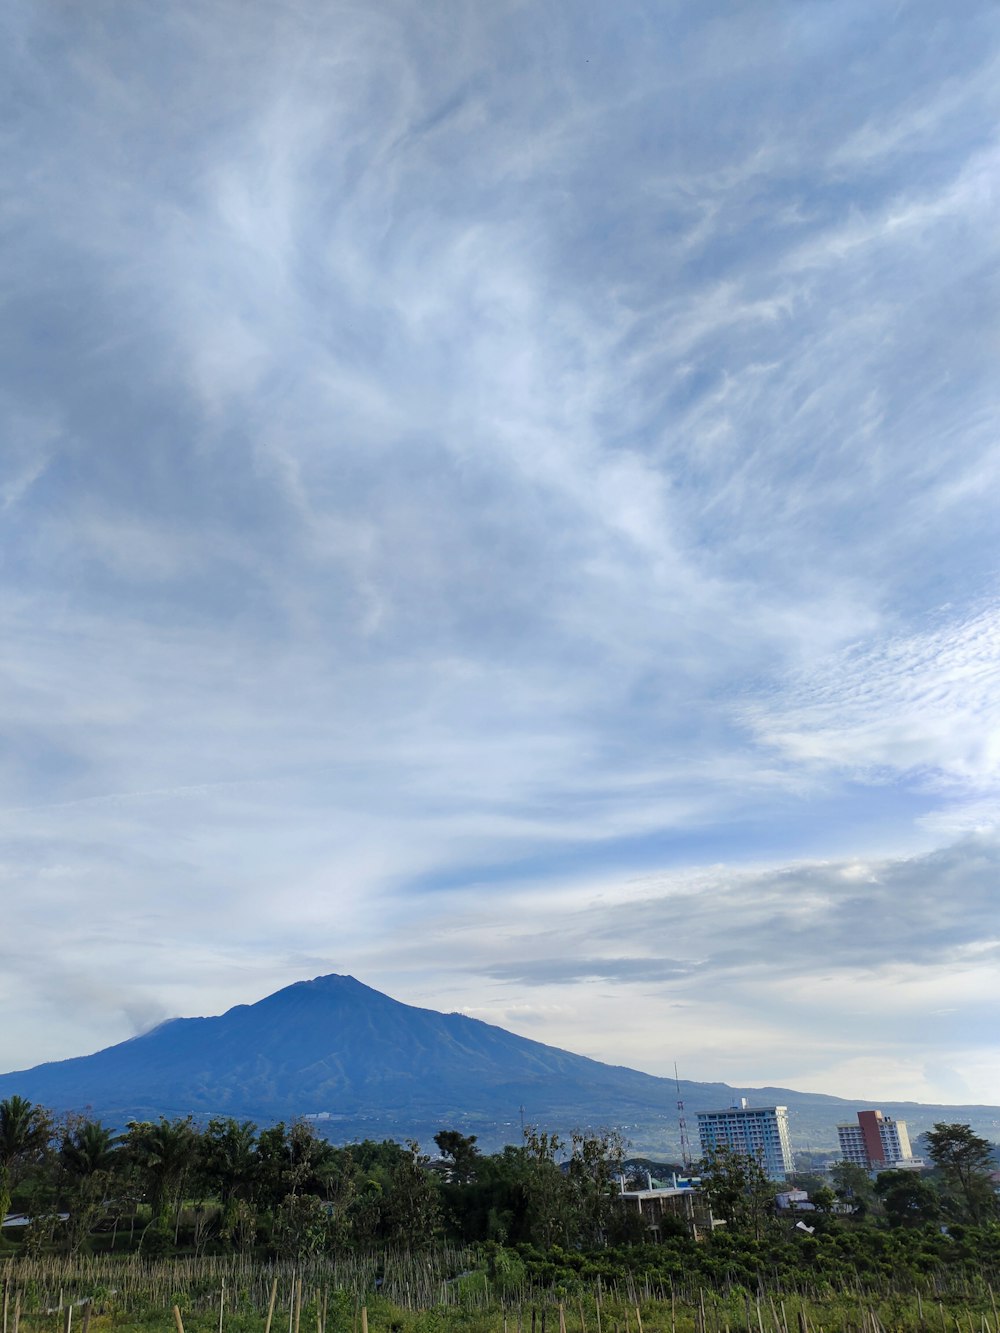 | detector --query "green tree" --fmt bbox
[439,1144,532,1244]
[60,1118,119,1178]
[875,1170,941,1227]
[925,1123,997,1224]
[123,1117,199,1245]
[199,1119,258,1206]
[434,1130,481,1183]
[58,1118,121,1253]
[272,1191,329,1260]
[311,1146,361,1249]
[0,1096,52,1225]
[193,1118,259,1254]
[698,1144,777,1239]
[521,1126,574,1246]
[831,1160,877,1216]
[811,1185,837,1215]
[379,1141,442,1244]
[255,1120,336,1208]
[566,1128,627,1246]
